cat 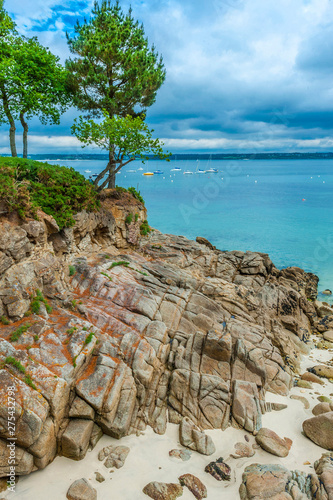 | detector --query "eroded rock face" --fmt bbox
[0,208,321,476]
[179,418,215,456]
[240,454,333,500]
